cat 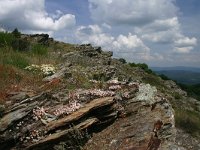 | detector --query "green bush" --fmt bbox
[0,30,30,51]
[31,44,48,56]
[137,63,148,70]
[118,58,127,64]
[159,74,170,80]
[129,62,154,74]
[128,62,137,67]
[0,32,15,47]
[11,39,30,51]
